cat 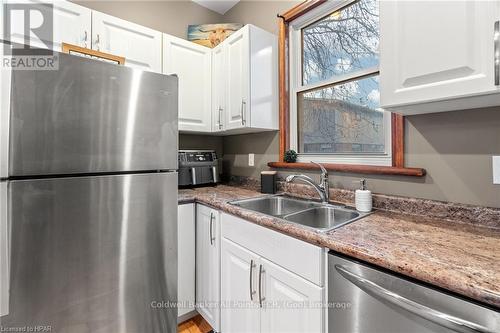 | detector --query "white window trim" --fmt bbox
[289,0,392,166]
